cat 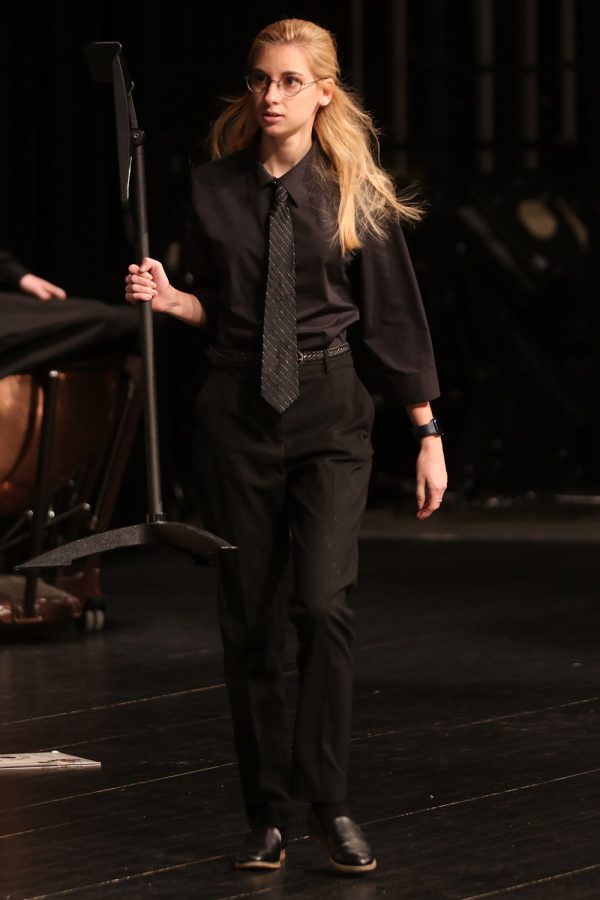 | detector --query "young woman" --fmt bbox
[125,18,447,876]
